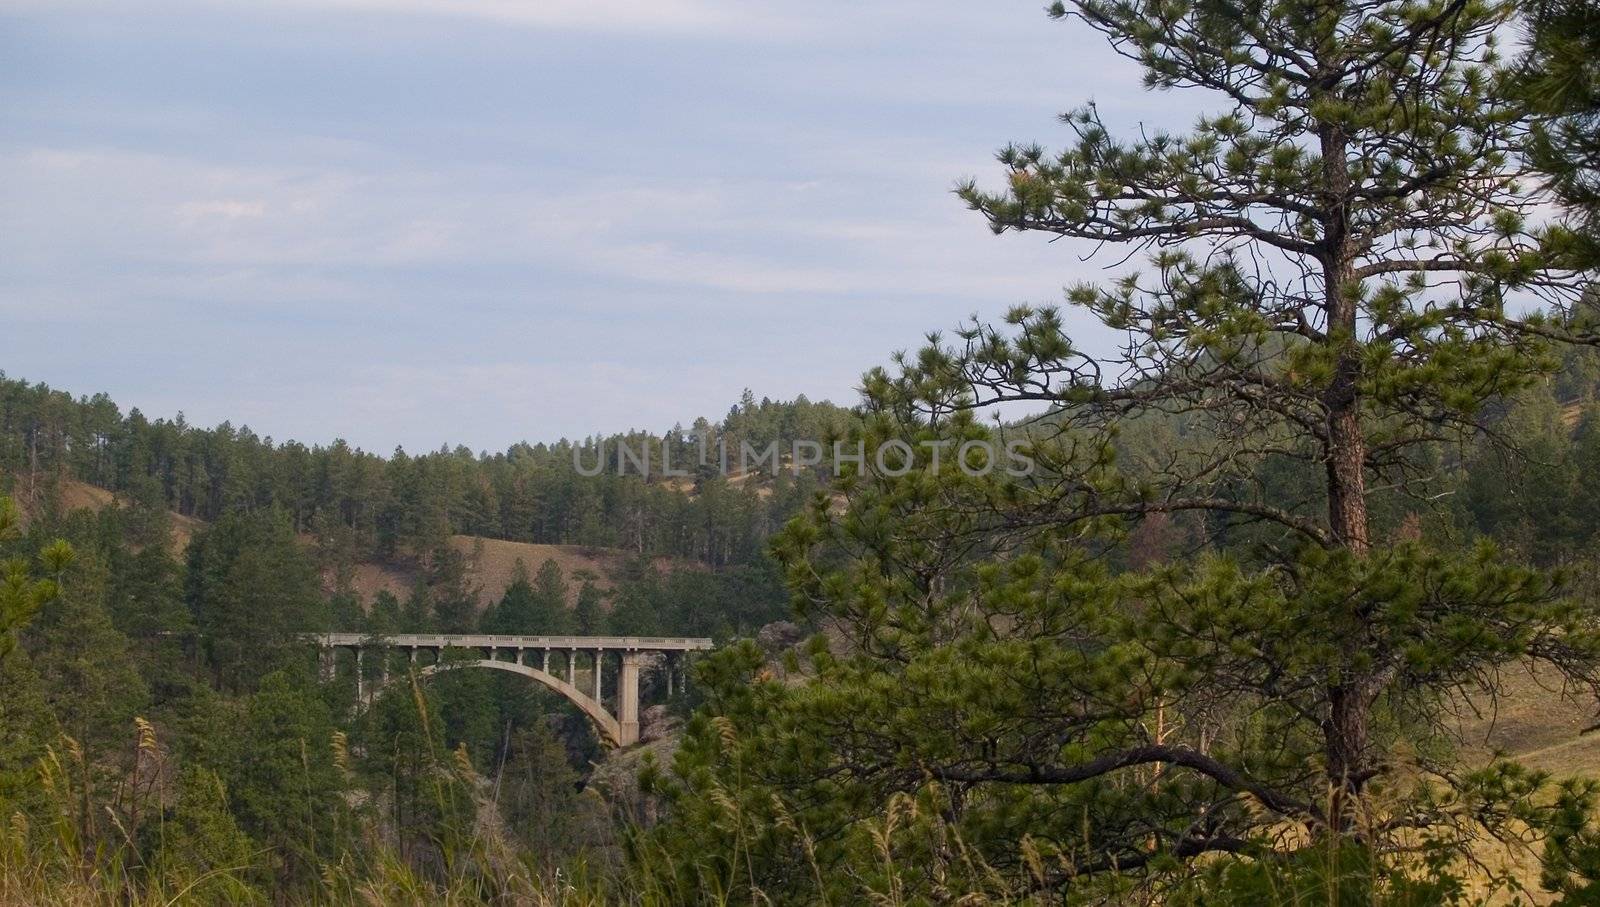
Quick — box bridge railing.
[310,632,714,651]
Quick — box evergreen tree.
[424,543,478,633]
[149,766,263,904]
[401,580,432,633]
[606,564,664,637]
[1513,0,1600,269]
[653,0,1600,898]
[186,511,328,690]
[105,540,193,704]
[356,673,477,876]
[499,719,599,869]
[367,589,403,635]
[573,578,603,635]
[0,650,54,816]
[528,558,571,634]
[480,561,535,634]
[0,495,68,665]
[225,670,344,892]
[474,558,571,636]
[25,550,148,759]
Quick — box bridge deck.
[313,632,713,651]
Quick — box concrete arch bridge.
[313,633,713,746]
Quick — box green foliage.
[426,543,480,633]
[653,514,1599,898]
[483,559,572,635]
[148,766,264,904]
[0,495,66,665]
[643,0,1600,899]
[499,720,604,869]
[185,511,329,689]
[1169,840,1469,906]
[224,670,347,891]
[24,550,148,759]
[355,671,480,882]
[4,0,1600,898]
[0,374,848,572]
[1511,0,1600,270]
[574,579,603,635]
[0,651,54,816]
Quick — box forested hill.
[0,376,860,899]
[0,375,852,567]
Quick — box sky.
[0,0,1175,453]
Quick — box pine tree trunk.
[1319,118,1374,828]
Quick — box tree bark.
[1319,117,1374,827]
[1319,120,1370,556]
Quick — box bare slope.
[25,478,204,551]
[40,478,677,612]
[346,535,687,609]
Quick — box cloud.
[0,145,1088,303]
[0,0,1139,448]
[303,0,746,32]
[176,199,269,221]
[0,0,784,34]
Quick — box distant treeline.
[0,377,853,568]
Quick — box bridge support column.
[619,651,642,746]
[566,649,576,685]
[593,650,604,703]
[665,653,675,697]
[542,649,550,673]
[355,647,365,705]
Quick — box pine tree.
[1513,0,1600,269]
[654,0,1600,897]
[480,559,570,635]
[0,650,54,815]
[186,511,328,690]
[528,559,571,635]
[367,589,402,634]
[0,495,68,665]
[573,579,603,635]
[26,550,148,759]
[149,766,263,904]
[928,0,1600,818]
[499,719,597,869]
[105,540,192,703]
[356,673,477,874]
[225,670,344,892]
[424,543,478,634]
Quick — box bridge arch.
[384,659,621,745]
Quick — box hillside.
[1463,663,1600,777]
[12,477,205,550]
[39,477,688,612]
[344,535,696,609]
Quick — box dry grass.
[40,477,699,615]
[343,536,697,612]
[1460,662,1600,778]
[42,479,203,551]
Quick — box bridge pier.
[619,652,642,745]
